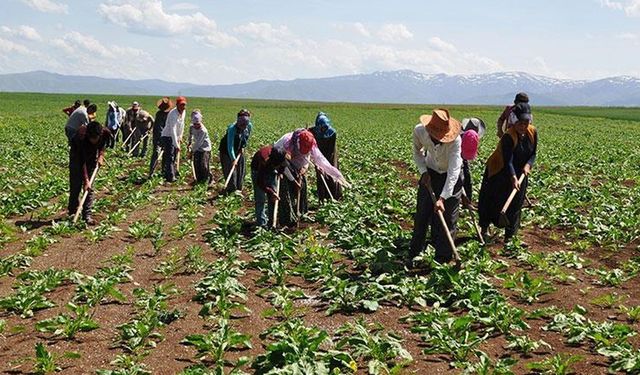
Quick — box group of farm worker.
[61,92,535,266]
[408,92,537,265]
[62,97,349,229]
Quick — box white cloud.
[233,22,292,44]
[20,0,68,14]
[616,32,638,39]
[600,0,640,16]
[0,37,37,55]
[97,0,239,47]
[51,31,149,60]
[167,2,198,11]
[378,23,413,42]
[428,37,457,53]
[1,25,42,41]
[333,22,371,37]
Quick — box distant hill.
[1,70,639,106]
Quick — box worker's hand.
[176,146,181,152]
[187,151,192,159]
[434,197,445,213]
[266,187,280,202]
[419,172,431,188]
[462,194,473,209]
[84,179,92,191]
[523,164,531,176]
[97,155,105,167]
[512,175,520,191]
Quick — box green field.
[0,92,639,374]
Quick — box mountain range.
[1,70,639,106]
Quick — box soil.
[1,160,639,375]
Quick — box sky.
[0,0,639,85]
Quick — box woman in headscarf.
[219,109,252,193]
[459,117,486,208]
[273,128,350,227]
[478,102,537,244]
[309,112,342,201]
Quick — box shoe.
[84,216,97,226]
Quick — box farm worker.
[68,121,111,225]
[496,92,529,138]
[149,97,173,177]
[409,109,463,265]
[459,117,486,208]
[122,101,140,151]
[105,101,123,149]
[129,109,154,157]
[250,145,288,228]
[478,102,538,245]
[65,103,97,144]
[273,129,350,227]
[219,109,252,193]
[309,112,343,201]
[62,100,81,117]
[187,110,214,184]
[161,96,187,182]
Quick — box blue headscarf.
[312,112,336,139]
[226,116,252,160]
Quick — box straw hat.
[156,97,173,112]
[419,109,461,143]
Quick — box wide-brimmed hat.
[156,97,173,112]
[461,117,486,138]
[419,109,461,143]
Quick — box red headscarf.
[298,129,316,154]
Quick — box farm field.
[0,92,639,374]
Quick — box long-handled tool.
[426,186,462,268]
[272,175,281,229]
[498,173,526,227]
[121,128,134,150]
[296,179,302,227]
[461,190,484,245]
[319,172,335,201]
[127,131,150,156]
[190,152,197,182]
[175,147,181,177]
[223,150,243,190]
[73,164,100,224]
[149,149,164,179]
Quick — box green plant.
[96,354,152,375]
[526,353,583,375]
[181,318,251,372]
[504,335,551,357]
[336,317,413,374]
[502,271,555,304]
[35,303,99,339]
[30,342,80,374]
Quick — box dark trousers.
[68,152,94,219]
[106,128,118,149]
[409,169,461,263]
[161,136,177,182]
[193,150,212,183]
[220,152,246,193]
[121,125,132,151]
[251,169,276,228]
[130,128,148,157]
[149,137,162,176]
[462,160,473,200]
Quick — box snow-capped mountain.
[1,70,639,106]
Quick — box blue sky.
[1,0,639,84]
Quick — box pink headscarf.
[461,130,479,161]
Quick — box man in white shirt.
[409,109,463,265]
[160,96,187,182]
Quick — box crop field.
[0,92,640,374]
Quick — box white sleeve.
[412,125,428,175]
[441,137,462,200]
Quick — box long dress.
[309,127,343,201]
[219,123,250,193]
[478,126,537,238]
